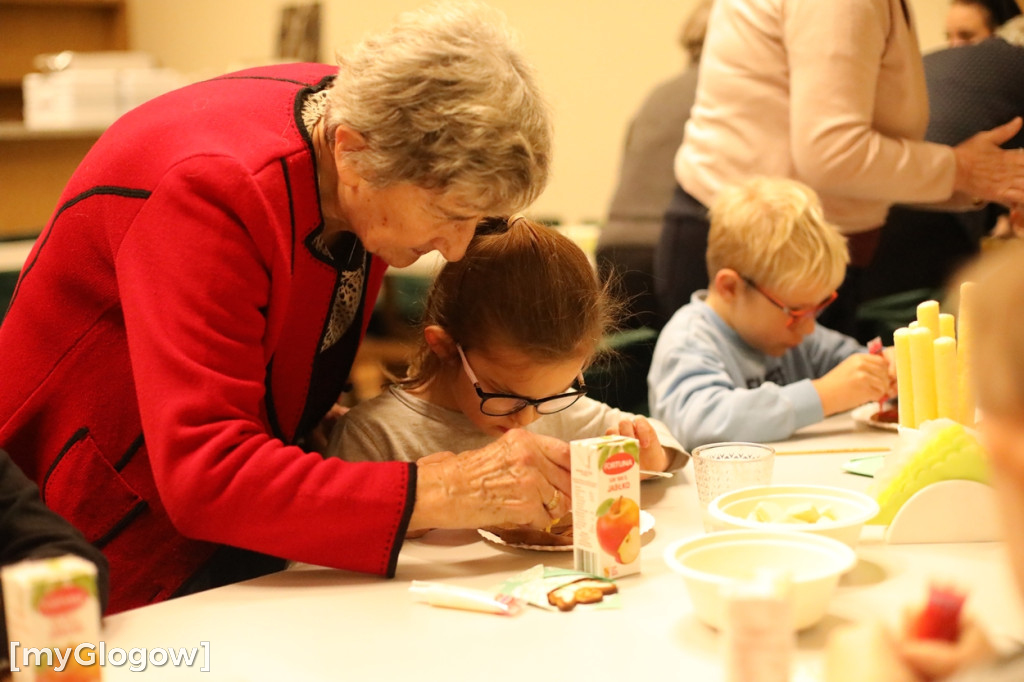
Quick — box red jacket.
[0,64,414,613]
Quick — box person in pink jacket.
[0,2,561,613]
[655,0,1024,337]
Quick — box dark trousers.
[596,244,666,330]
[655,184,710,321]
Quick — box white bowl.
[663,530,857,630]
[707,484,880,548]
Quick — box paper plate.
[479,510,655,552]
[852,402,899,432]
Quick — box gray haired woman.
[0,1,560,614]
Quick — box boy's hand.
[813,353,891,416]
[605,417,669,476]
[882,346,898,393]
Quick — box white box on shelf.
[23,70,119,130]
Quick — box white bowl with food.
[707,484,880,548]
[663,530,857,630]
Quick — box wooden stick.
[774,446,891,456]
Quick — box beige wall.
[127,0,953,225]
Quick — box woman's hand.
[606,417,669,476]
[953,118,1024,207]
[408,429,571,532]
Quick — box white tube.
[409,581,523,616]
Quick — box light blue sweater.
[648,291,865,451]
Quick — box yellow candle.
[909,326,937,425]
[939,313,956,340]
[958,282,977,426]
[917,300,941,339]
[893,327,916,428]
[934,336,958,420]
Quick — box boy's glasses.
[456,344,587,417]
[741,276,838,328]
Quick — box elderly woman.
[0,2,559,614]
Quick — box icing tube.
[409,581,524,616]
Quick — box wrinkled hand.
[408,429,571,532]
[953,119,1024,206]
[605,416,669,475]
[895,608,996,681]
[813,353,890,416]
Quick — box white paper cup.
[691,442,775,531]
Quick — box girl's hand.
[606,416,669,476]
[825,622,919,682]
[895,608,997,681]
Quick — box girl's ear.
[714,268,743,303]
[423,325,457,362]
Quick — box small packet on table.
[497,564,620,612]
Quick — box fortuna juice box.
[1,555,102,681]
[571,435,641,579]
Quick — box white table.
[97,414,1023,681]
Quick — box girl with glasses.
[327,216,687,485]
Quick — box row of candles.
[893,282,976,429]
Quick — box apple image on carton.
[596,496,641,564]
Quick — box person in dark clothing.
[0,448,109,646]
[596,1,711,331]
[860,17,1024,315]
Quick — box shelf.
[0,121,106,141]
[0,1,127,84]
[0,0,126,236]
[1,1,123,6]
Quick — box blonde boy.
[648,176,893,451]
[824,241,1024,682]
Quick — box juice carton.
[570,435,641,579]
[1,555,102,681]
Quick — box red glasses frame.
[741,276,838,328]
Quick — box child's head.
[959,240,1024,475]
[705,176,849,356]
[957,240,1024,596]
[402,215,620,436]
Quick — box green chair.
[584,327,660,416]
[856,288,940,346]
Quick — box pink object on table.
[868,336,886,412]
[912,584,966,642]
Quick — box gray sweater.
[327,386,688,471]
